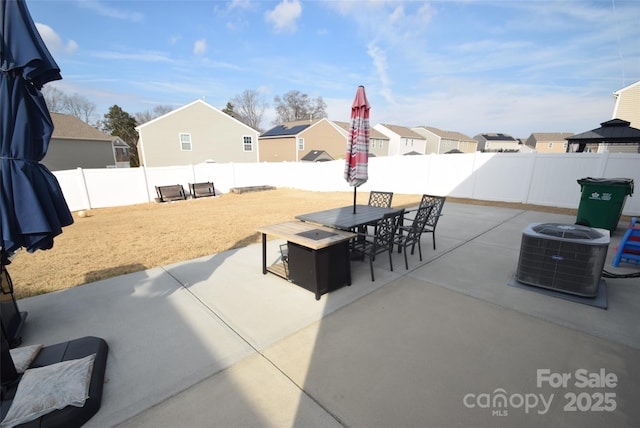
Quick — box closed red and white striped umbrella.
[344,85,370,213]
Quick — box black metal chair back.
[395,205,433,270]
[360,209,404,281]
[418,195,445,250]
[368,191,393,208]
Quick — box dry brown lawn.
[7,188,581,299]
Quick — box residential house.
[43,113,128,171]
[334,121,390,157]
[136,99,259,167]
[373,124,427,156]
[259,118,346,162]
[613,80,640,130]
[525,133,574,153]
[474,133,522,152]
[412,126,477,154]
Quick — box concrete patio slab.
[10,201,639,428]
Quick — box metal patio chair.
[394,204,433,270]
[355,209,404,281]
[403,194,446,250]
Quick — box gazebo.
[566,118,640,153]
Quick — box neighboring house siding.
[258,118,347,162]
[333,121,389,157]
[613,81,640,130]
[45,113,120,171]
[474,133,520,152]
[525,133,573,153]
[375,124,427,155]
[137,100,259,167]
[413,126,477,154]
[259,137,298,162]
[43,138,115,171]
[298,120,346,161]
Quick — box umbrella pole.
[353,187,357,213]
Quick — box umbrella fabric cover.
[344,85,370,188]
[1,0,73,254]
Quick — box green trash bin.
[576,177,634,232]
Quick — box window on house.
[298,138,304,150]
[179,133,192,151]
[548,142,553,148]
[371,140,376,149]
[243,136,253,151]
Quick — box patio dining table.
[295,205,402,231]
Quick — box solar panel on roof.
[261,124,311,137]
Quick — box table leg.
[345,242,352,286]
[261,233,267,274]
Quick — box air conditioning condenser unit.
[515,223,610,297]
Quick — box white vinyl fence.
[53,152,640,216]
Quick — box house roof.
[613,79,640,95]
[333,121,389,140]
[475,133,517,142]
[51,113,112,141]
[261,119,320,138]
[135,99,258,133]
[417,126,474,142]
[300,150,334,162]
[378,124,425,139]
[529,133,574,141]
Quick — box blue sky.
[28,0,640,137]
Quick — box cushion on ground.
[8,345,42,374]
[0,336,108,428]
[0,354,95,428]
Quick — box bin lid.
[577,177,634,195]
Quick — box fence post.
[141,166,152,203]
[520,152,537,204]
[596,151,609,177]
[76,167,91,210]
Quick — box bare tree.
[229,89,268,131]
[42,85,67,113]
[63,93,97,124]
[273,90,327,124]
[42,86,98,125]
[134,105,173,125]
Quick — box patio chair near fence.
[189,182,216,199]
[155,185,187,202]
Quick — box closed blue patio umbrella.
[2,0,74,375]
[1,0,73,257]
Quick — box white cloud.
[193,39,207,55]
[265,0,302,33]
[77,0,143,23]
[35,23,78,55]
[91,50,171,62]
[367,42,393,104]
